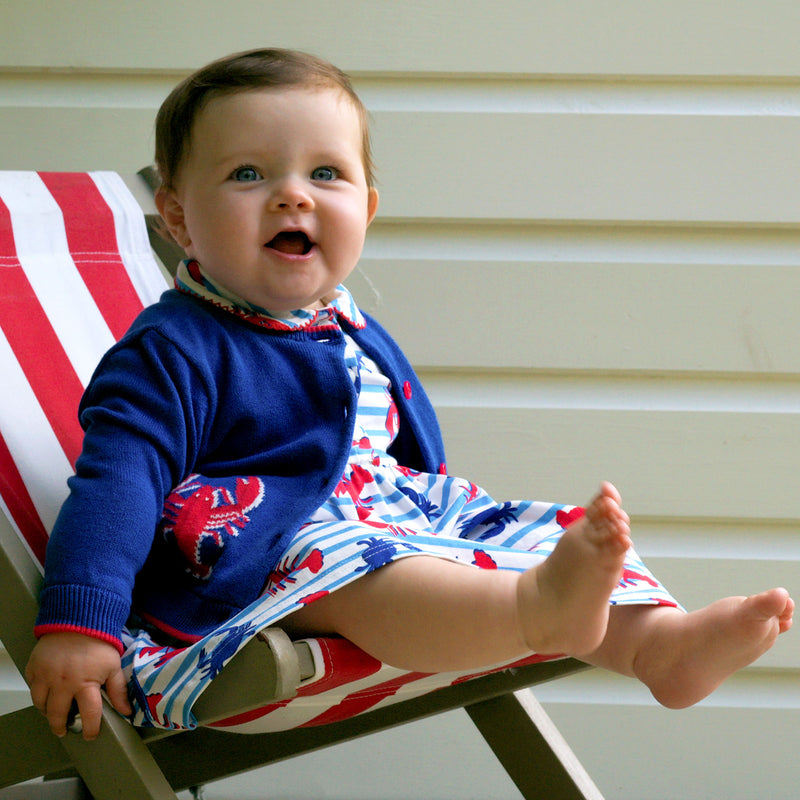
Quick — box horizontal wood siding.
[1,2,799,797]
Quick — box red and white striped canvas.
[0,172,558,734]
[0,172,165,568]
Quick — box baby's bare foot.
[516,482,632,656]
[634,588,794,709]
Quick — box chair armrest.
[187,628,309,727]
[0,509,43,673]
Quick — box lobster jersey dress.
[121,263,679,729]
[272,318,677,605]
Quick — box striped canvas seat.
[0,171,165,567]
[0,171,562,734]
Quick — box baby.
[26,48,793,740]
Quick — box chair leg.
[466,690,604,800]
[57,706,179,800]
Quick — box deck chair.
[0,170,602,800]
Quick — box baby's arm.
[25,632,132,740]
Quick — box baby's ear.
[366,186,379,226]
[155,187,191,250]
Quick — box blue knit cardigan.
[35,289,446,648]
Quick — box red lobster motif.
[619,567,659,589]
[556,506,586,529]
[263,548,324,596]
[162,474,265,579]
[333,463,376,520]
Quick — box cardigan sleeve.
[34,328,213,648]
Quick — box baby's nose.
[271,177,314,210]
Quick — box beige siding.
[2,2,800,798]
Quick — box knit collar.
[174,259,365,332]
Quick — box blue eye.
[311,166,338,181]
[231,166,261,182]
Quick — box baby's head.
[155,48,374,190]
[153,48,379,315]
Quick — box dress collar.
[174,259,366,331]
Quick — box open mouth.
[266,231,314,256]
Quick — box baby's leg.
[282,483,630,672]
[586,589,794,709]
[282,554,528,672]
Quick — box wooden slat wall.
[2,2,799,798]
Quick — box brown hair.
[154,48,374,189]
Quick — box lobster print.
[162,474,266,579]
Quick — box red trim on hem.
[135,610,203,645]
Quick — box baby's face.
[158,86,378,314]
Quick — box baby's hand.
[25,631,132,740]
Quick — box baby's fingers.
[41,689,74,738]
[105,667,133,718]
[73,684,104,740]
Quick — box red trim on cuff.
[34,623,124,655]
